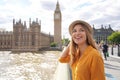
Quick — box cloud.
[40,1,55,11]
[0,0,120,38]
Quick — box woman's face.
[72,24,87,46]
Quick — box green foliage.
[50,42,57,47]
[108,31,120,44]
[62,38,70,46]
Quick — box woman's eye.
[80,29,85,32]
[72,29,85,33]
[72,29,76,33]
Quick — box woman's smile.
[72,25,86,45]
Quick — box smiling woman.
[59,20,106,80]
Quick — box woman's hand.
[60,42,70,57]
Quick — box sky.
[0,0,120,38]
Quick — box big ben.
[54,1,62,49]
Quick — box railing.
[53,62,72,80]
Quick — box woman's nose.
[76,31,81,35]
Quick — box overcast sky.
[0,0,120,38]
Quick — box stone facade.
[0,31,12,50]
[0,18,54,51]
[93,24,114,44]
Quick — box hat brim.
[69,20,91,35]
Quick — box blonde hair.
[69,21,97,65]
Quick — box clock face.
[55,14,60,19]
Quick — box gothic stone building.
[0,19,54,51]
[0,1,62,51]
[93,24,114,44]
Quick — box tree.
[50,42,57,47]
[62,38,70,46]
[108,31,120,56]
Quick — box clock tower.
[54,1,62,49]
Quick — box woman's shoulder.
[88,46,102,58]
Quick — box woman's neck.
[78,43,88,55]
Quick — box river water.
[0,51,60,80]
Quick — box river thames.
[0,51,61,80]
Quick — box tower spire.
[55,0,60,12]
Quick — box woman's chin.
[74,42,81,45]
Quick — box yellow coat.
[59,46,106,80]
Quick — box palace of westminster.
[0,2,114,51]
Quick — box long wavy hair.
[69,23,97,66]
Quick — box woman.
[59,20,106,80]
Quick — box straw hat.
[69,20,92,35]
